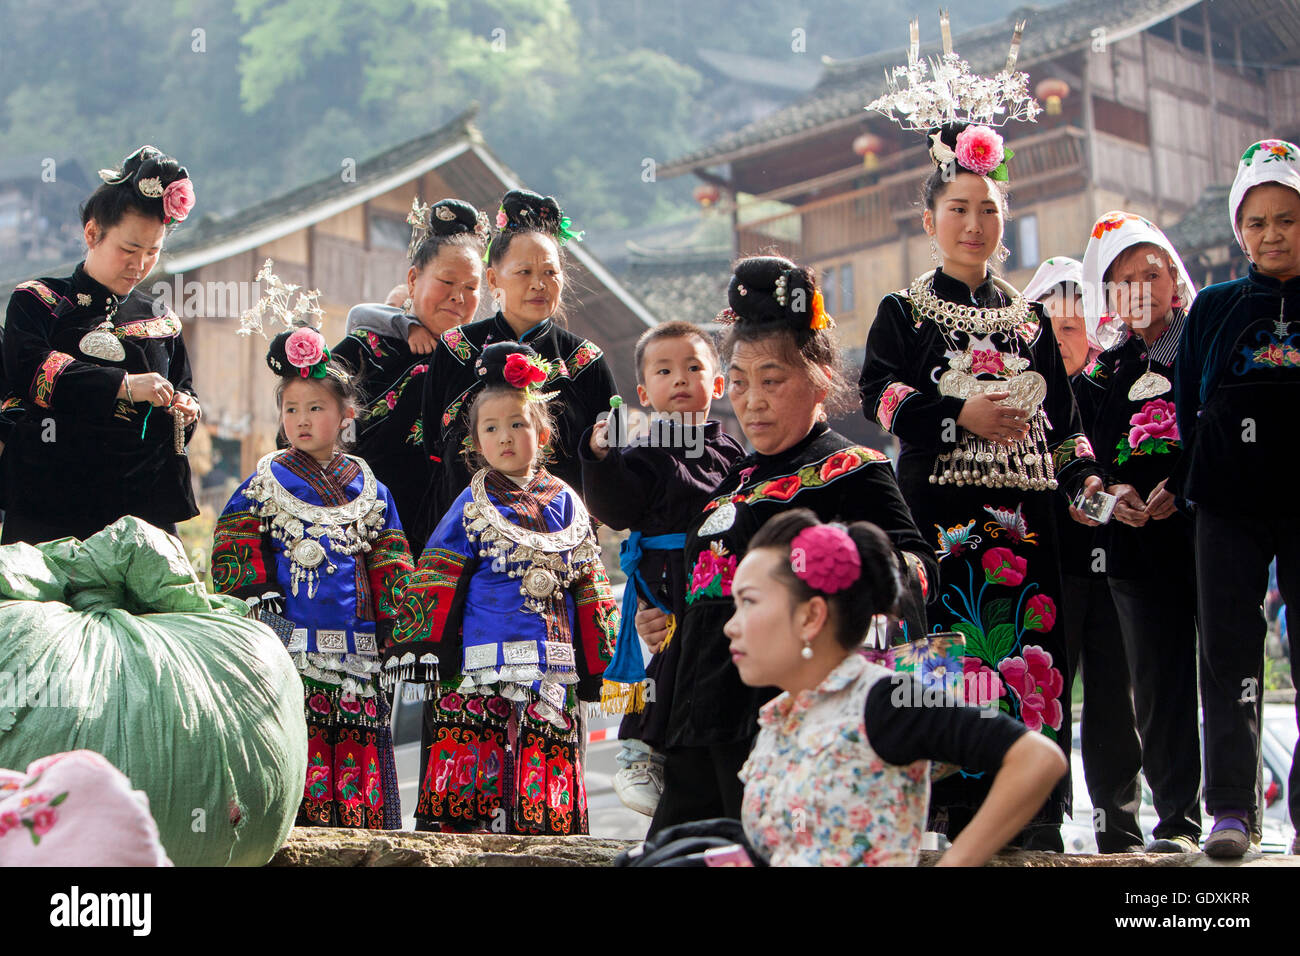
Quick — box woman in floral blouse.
[727,510,1066,866]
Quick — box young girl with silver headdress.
[383,341,619,834]
[211,266,414,829]
[858,15,1105,849]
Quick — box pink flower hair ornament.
[284,327,331,379]
[791,523,861,594]
[161,178,195,225]
[953,125,1011,180]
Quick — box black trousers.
[1062,573,1146,851]
[1196,506,1300,828]
[1108,567,1203,841]
[647,740,753,839]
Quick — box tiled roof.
[1166,184,1234,254]
[621,250,733,329]
[662,0,1200,175]
[161,108,481,265]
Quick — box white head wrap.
[1081,212,1196,352]
[1228,139,1300,252]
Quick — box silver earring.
[800,639,814,661]
[817,410,828,423]
[402,297,414,312]
[996,242,1011,263]
[492,290,505,312]
[929,238,941,265]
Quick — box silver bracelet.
[124,375,134,404]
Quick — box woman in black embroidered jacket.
[332,198,487,550]
[418,189,616,538]
[1,145,200,544]
[635,255,937,836]
[858,125,1104,850]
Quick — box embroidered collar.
[759,651,867,730]
[931,267,1004,308]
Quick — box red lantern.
[693,183,721,208]
[853,132,884,170]
[1035,78,1070,116]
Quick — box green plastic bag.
[0,516,307,866]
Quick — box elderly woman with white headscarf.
[1073,213,1203,855]
[1173,139,1300,858]
[1023,254,1147,854]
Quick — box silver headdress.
[407,197,434,260]
[867,12,1040,132]
[237,259,325,339]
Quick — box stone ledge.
[270,828,1299,866]
[269,828,633,867]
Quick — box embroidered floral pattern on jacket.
[114,314,182,339]
[1116,398,1179,465]
[703,446,889,513]
[15,280,59,309]
[30,352,75,409]
[441,327,473,362]
[687,542,737,604]
[875,382,918,431]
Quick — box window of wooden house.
[1178,24,1206,55]
[1148,18,1176,44]
[1017,214,1040,271]
[368,214,409,252]
[822,265,837,313]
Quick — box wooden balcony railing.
[735,126,1087,261]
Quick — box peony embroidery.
[688,542,737,603]
[982,547,1027,587]
[1117,398,1179,465]
[998,646,1064,733]
[820,451,863,482]
[963,658,1006,707]
[763,475,802,501]
[1023,594,1056,632]
[875,382,917,431]
[969,349,1006,375]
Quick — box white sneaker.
[613,760,663,816]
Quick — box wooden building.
[659,0,1300,352]
[154,109,656,509]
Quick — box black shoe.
[1145,835,1198,853]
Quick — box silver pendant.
[699,501,737,536]
[78,320,125,362]
[938,368,1047,412]
[1128,370,1171,401]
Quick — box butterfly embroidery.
[935,521,981,561]
[982,503,1038,545]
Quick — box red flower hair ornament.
[503,352,549,390]
[791,524,861,594]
